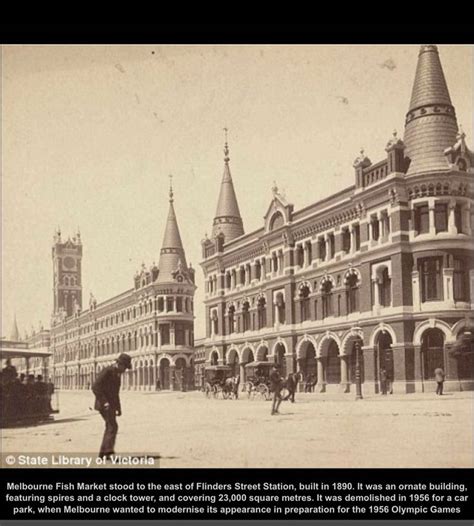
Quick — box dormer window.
[270,211,284,231]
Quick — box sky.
[2,44,473,340]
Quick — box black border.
[0,24,474,44]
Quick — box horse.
[223,375,240,399]
[283,371,303,402]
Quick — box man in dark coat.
[283,372,300,403]
[92,353,132,458]
[269,366,283,415]
[434,367,445,396]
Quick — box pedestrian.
[92,353,132,459]
[269,365,283,415]
[434,366,445,396]
[380,367,387,395]
[283,372,299,403]
[2,359,17,384]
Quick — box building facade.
[200,45,474,394]
[47,187,196,391]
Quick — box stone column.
[150,364,155,391]
[412,270,420,311]
[448,200,457,234]
[324,235,330,262]
[170,365,176,391]
[429,204,436,236]
[372,277,380,314]
[443,268,454,304]
[463,203,471,235]
[316,357,326,393]
[239,362,246,391]
[170,323,176,345]
[340,355,350,393]
[362,346,376,394]
[350,225,356,254]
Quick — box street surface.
[2,390,472,468]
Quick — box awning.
[0,342,51,360]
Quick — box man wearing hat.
[269,365,283,415]
[92,353,132,458]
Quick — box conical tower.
[212,130,244,242]
[157,179,189,284]
[404,44,459,175]
[10,314,20,341]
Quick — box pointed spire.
[404,45,458,175]
[10,314,20,341]
[157,181,188,284]
[212,128,244,241]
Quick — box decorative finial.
[457,124,466,141]
[360,147,365,156]
[272,180,279,195]
[168,174,174,202]
[223,127,230,164]
[392,129,397,139]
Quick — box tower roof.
[10,315,20,341]
[157,182,188,284]
[404,45,458,175]
[212,131,244,241]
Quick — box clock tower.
[52,229,83,318]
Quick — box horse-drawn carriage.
[244,361,274,400]
[203,365,240,399]
[245,362,299,401]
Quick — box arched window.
[257,296,267,329]
[453,257,468,301]
[211,310,218,336]
[379,268,391,307]
[255,260,262,280]
[210,351,218,366]
[270,211,284,231]
[321,280,333,318]
[275,292,285,324]
[296,245,304,268]
[242,301,251,332]
[419,257,443,301]
[228,305,235,334]
[299,285,310,322]
[346,273,360,313]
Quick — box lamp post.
[354,337,363,400]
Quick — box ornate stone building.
[199,45,474,394]
[48,187,196,391]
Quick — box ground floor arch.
[159,358,171,390]
[297,340,317,386]
[325,340,341,385]
[274,342,287,378]
[421,328,445,381]
[256,345,269,362]
[226,348,240,376]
